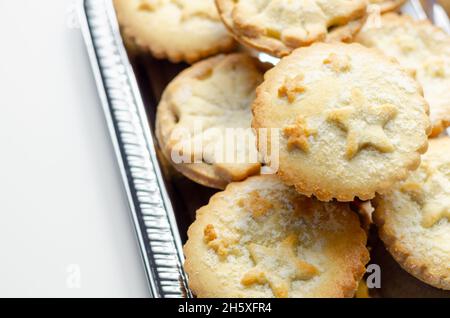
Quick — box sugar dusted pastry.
[373,137,450,290]
[184,175,369,298]
[156,54,267,189]
[252,43,430,202]
[215,0,368,57]
[356,13,450,137]
[113,0,236,63]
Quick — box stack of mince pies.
[114,0,450,298]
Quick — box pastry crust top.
[156,54,267,189]
[252,43,430,202]
[355,13,450,137]
[215,0,368,57]
[113,0,236,63]
[373,137,450,290]
[368,0,406,13]
[184,175,369,298]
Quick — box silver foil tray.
[80,0,450,298]
[79,0,190,298]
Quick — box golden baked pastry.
[215,0,368,57]
[355,13,450,137]
[156,54,267,189]
[114,0,236,63]
[369,0,406,13]
[373,137,450,290]
[184,175,370,297]
[252,43,430,202]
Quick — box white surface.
[0,0,150,297]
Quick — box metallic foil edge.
[79,0,190,298]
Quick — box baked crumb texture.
[156,54,267,189]
[184,175,369,298]
[216,0,368,57]
[114,0,236,63]
[355,13,450,137]
[252,43,430,202]
[373,137,450,290]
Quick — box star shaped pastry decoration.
[241,234,318,298]
[278,74,307,103]
[323,53,351,73]
[326,88,398,160]
[401,164,450,228]
[138,0,162,11]
[172,0,218,21]
[424,58,446,78]
[395,35,418,53]
[422,201,450,228]
[238,190,274,218]
[420,166,450,228]
[203,224,235,260]
[139,0,217,21]
[283,116,317,153]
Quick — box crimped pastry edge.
[215,0,368,58]
[121,26,237,64]
[372,0,407,13]
[356,12,450,137]
[114,0,237,64]
[251,42,431,202]
[156,53,266,189]
[372,195,450,290]
[183,175,370,298]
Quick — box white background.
[0,0,149,297]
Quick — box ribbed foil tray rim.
[78,0,190,298]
